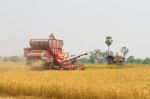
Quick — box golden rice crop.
[0,62,150,99]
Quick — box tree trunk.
[108,46,110,56]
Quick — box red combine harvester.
[24,34,88,70]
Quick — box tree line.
[77,52,150,64]
[0,55,149,64]
[78,36,150,64]
[0,56,24,62]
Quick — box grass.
[0,62,150,99]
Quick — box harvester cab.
[24,33,88,70]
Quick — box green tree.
[134,58,143,64]
[143,58,150,64]
[127,56,134,64]
[90,49,103,64]
[9,56,21,62]
[89,50,114,64]
[3,57,9,62]
[77,58,90,64]
[105,36,113,55]
[89,57,95,63]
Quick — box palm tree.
[105,36,113,55]
[121,47,129,58]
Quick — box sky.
[0,0,150,58]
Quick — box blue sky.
[0,0,150,58]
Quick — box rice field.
[0,62,150,99]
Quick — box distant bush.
[1,56,23,62]
[9,56,21,62]
[3,57,9,62]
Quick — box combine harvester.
[24,34,89,70]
